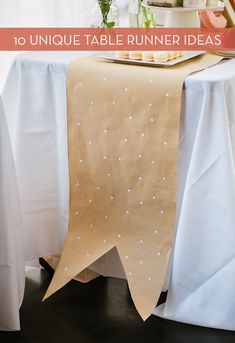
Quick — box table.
[1,52,235,331]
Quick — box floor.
[1,268,235,343]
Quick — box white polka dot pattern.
[45,54,219,321]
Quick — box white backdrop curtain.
[0,0,128,27]
[0,0,95,27]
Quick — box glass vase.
[129,0,156,28]
[91,0,119,28]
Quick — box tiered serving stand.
[142,0,225,27]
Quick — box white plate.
[142,0,224,12]
[95,51,204,67]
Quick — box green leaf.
[103,4,111,14]
[98,0,112,27]
[106,21,115,28]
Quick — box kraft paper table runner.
[44,54,222,320]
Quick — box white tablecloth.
[0,53,24,331]
[1,52,235,331]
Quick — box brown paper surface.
[44,54,222,320]
[43,256,100,283]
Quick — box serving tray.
[95,51,204,67]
